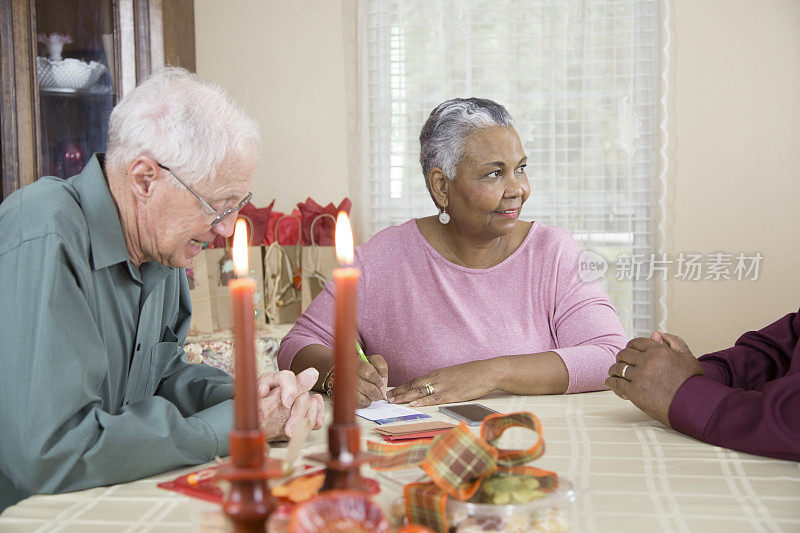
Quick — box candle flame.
[335,211,354,265]
[232,218,249,277]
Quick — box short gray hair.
[419,98,514,199]
[106,67,260,187]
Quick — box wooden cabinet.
[0,0,195,201]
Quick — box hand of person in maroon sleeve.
[605,333,704,426]
[650,330,694,357]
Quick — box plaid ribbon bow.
[368,411,557,533]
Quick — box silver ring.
[423,383,435,396]
[621,364,631,380]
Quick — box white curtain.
[363,0,663,337]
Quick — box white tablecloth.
[1,391,798,532]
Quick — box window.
[363,0,664,337]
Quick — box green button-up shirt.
[0,155,233,511]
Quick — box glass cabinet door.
[33,0,115,179]
[1,0,191,200]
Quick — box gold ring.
[621,364,631,380]
[423,383,435,396]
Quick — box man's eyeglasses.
[157,163,252,228]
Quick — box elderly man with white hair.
[0,67,323,511]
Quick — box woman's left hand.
[386,361,496,406]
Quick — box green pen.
[355,340,369,362]
[356,340,387,400]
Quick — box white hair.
[419,98,514,203]
[106,67,260,187]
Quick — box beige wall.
[194,0,360,235]
[665,0,800,354]
[195,0,800,354]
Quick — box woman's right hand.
[356,354,389,408]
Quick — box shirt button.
[136,343,141,351]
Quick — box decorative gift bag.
[188,221,266,332]
[237,214,268,325]
[297,197,351,246]
[264,215,302,324]
[188,247,236,332]
[300,213,339,311]
[187,251,213,332]
[296,197,351,311]
[266,207,301,245]
[207,201,273,248]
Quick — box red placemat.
[157,465,225,504]
[157,465,380,505]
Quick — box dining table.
[1,390,798,533]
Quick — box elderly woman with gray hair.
[277,97,627,407]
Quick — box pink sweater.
[277,220,628,393]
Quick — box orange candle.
[333,212,360,424]
[229,218,258,431]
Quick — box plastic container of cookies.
[445,477,578,533]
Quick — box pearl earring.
[438,204,450,225]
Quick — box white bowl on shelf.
[36,57,107,90]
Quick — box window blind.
[364,0,662,337]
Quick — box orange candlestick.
[229,219,258,431]
[315,211,374,493]
[220,218,280,532]
[333,267,359,423]
[333,212,359,424]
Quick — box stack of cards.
[371,420,456,442]
[355,400,431,425]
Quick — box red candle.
[333,212,359,424]
[229,218,258,431]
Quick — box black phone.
[438,403,499,426]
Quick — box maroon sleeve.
[668,373,800,461]
[697,311,798,389]
[667,310,800,461]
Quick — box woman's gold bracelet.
[322,365,335,398]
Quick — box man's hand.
[605,332,703,426]
[356,354,389,408]
[256,368,325,441]
[257,369,316,408]
[650,330,694,357]
[387,361,495,407]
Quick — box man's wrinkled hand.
[256,368,325,441]
[605,334,704,426]
[257,368,317,408]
